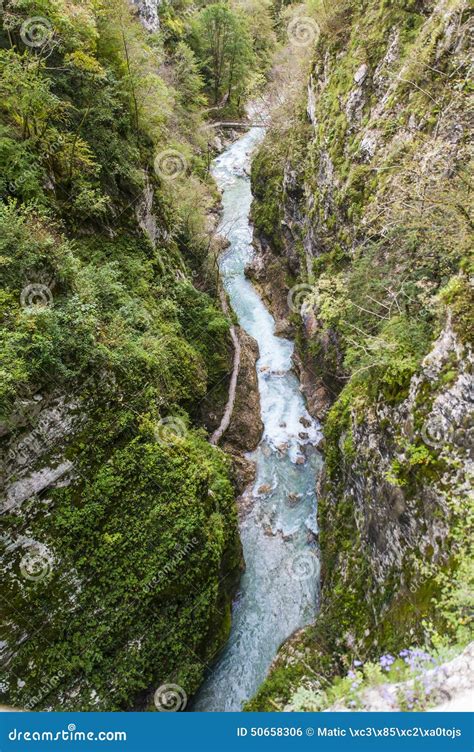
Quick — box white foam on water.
[192,128,322,712]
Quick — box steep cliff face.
[248,0,473,709]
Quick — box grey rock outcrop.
[130,0,160,32]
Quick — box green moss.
[3,432,242,710]
[439,273,474,344]
[245,664,305,711]
[250,137,285,253]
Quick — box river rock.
[221,329,263,452]
[287,492,302,506]
[238,493,255,518]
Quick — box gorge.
[193,125,322,711]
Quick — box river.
[192,126,323,712]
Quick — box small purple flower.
[351,681,360,690]
[379,653,395,670]
[347,670,356,679]
[404,688,416,709]
[354,660,363,667]
[399,648,435,669]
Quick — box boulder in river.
[221,330,263,452]
[287,492,302,506]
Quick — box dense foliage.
[0,0,277,710]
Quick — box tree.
[173,41,206,111]
[192,3,254,107]
[233,0,276,75]
[97,0,172,141]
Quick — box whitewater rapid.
[193,127,322,712]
